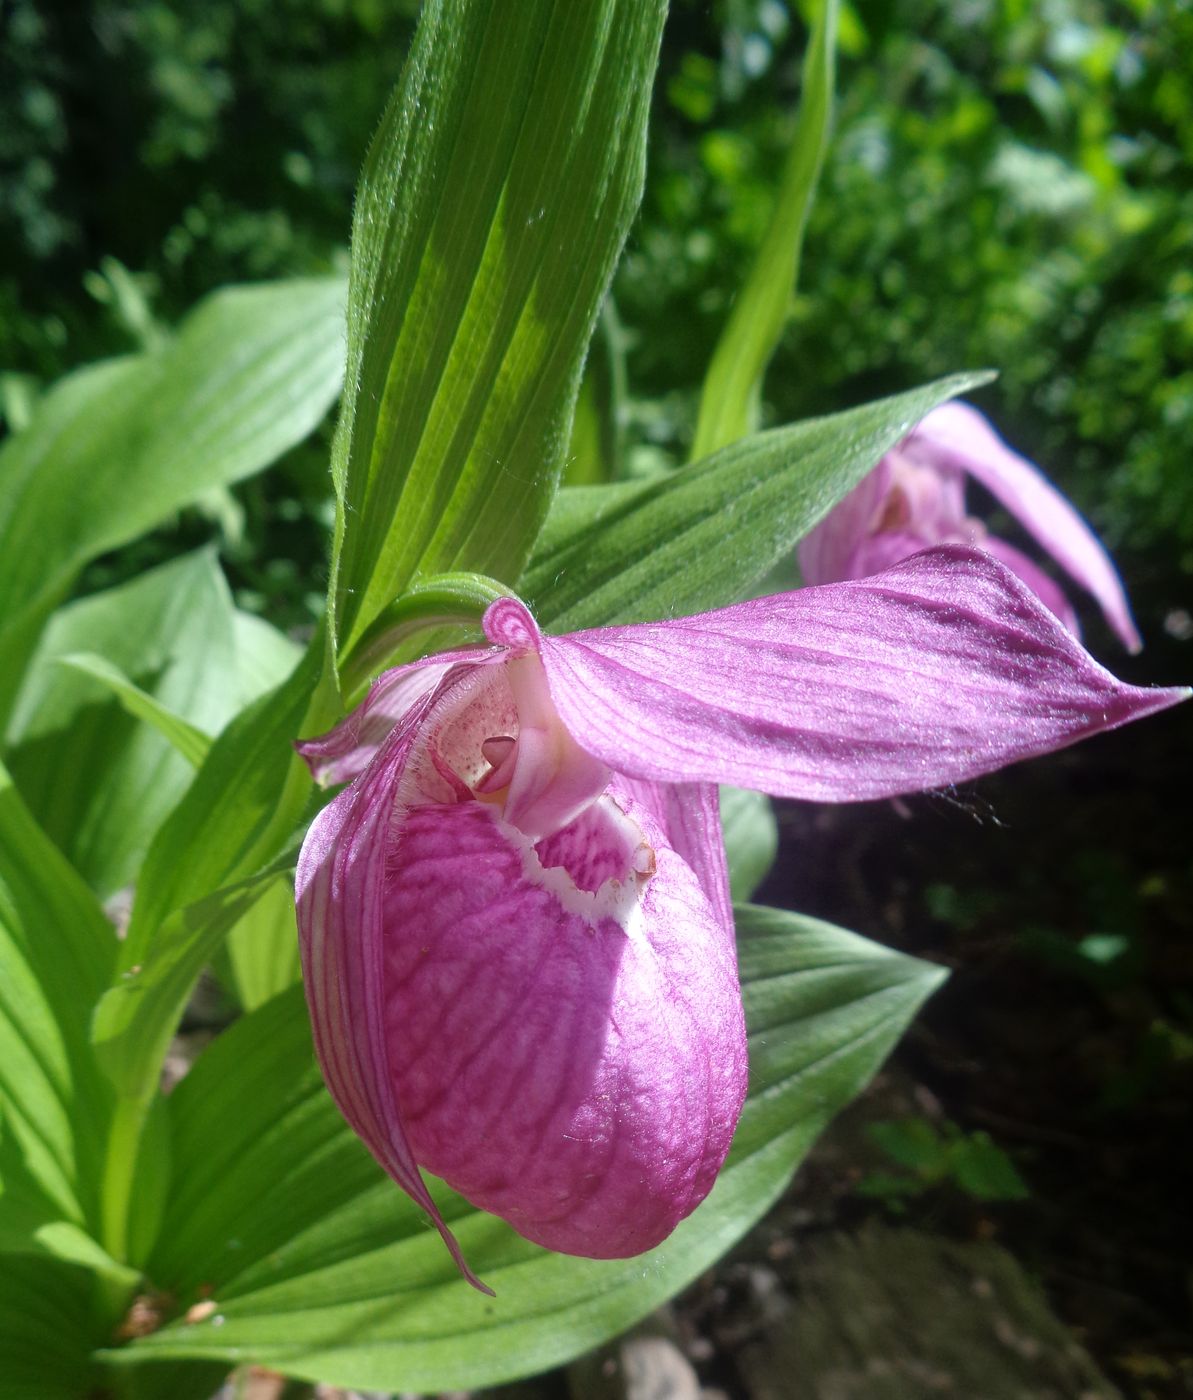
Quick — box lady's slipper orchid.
[798,401,1142,652]
[296,546,1183,1289]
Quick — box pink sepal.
[531,546,1185,802]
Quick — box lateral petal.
[295,672,492,1293]
[534,546,1186,803]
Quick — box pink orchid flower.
[798,401,1142,652]
[295,545,1183,1290]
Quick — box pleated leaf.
[220,876,303,1014]
[721,787,779,902]
[0,762,114,1239]
[0,1256,107,1400]
[331,0,667,662]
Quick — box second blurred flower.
[798,401,1141,650]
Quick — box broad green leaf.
[89,620,331,1220]
[0,1128,137,1288]
[721,787,779,902]
[5,551,296,899]
[0,1255,107,1400]
[0,762,114,1236]
[521,373,993,630]
[220,876,302,1013]
[110,908,944,1391]
[332,0,667,663]
[94,852,301,1108]
[58,654,212,768]
[0,1251,226,1400]
[691,0,839,458]
[116,628,332,981]
[0,276,345,727]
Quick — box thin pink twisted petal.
[295,664,493,1295]
[910,402,1141,651]
[533,546,1186,802]
[296,663,451,785]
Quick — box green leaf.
[94,851,300,1108]
[0,1255,107,1400]
[230,612,303,702]
[0,761,114,1236]
[0,1133,138,1289]
[57,654,212,768]
[340,571,510,702]
[109,908,944,1391]
[947,1131,1029,1202]
[564,300,628,486]
[116,632,332,994]
[4,550,297,899]
[521,373,994,630]
[0,276,345,727]
[332,0,667,663]
[691,0,839,458]
[220,876,302,1013]
[720,786,779,902]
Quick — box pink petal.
[617,777,733,935]
[518,547,1185,803]
[981,535,1080,638]
[296,646,503,786]
[296,651,749,1287]
[295,668,492,1294]
[911,402,1142,651]
[798,458,894,586]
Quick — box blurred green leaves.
[0,277,345,729]
[692,0,838,458]
[5,550,298,900]
[331,0,667,664]
[859,1118,1029,1205]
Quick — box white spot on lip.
[482,799,653,937]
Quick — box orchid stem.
[100,1093,146,1273]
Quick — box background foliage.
[4,0,1192,615]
